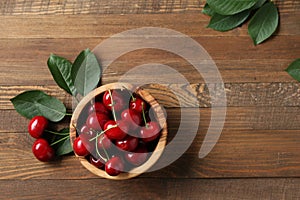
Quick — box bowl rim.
[69,82,168,180]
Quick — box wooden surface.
[0,0,300,199]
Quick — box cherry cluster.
[73,89,162,176]
[28,116,55,162]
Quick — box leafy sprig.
[10,49,102,156]
[203,0,279,45]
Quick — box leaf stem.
[50,135,69,146]
[45,130,69,136]
[65,113,73,116]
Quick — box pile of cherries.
[73,89,162,176]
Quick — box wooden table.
[1,0,300,199]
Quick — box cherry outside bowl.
[69,82,168,180]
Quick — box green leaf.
[51,128,73,156]
[47,54,76,96]
[71,49,91,80]
[207,0,258,15]
[207,9,251,32]
[248,2,279,45]
[202,3,215,16]
[71,49,101,96]
[252,0,267,10]
[10,90,66,122]
[285,59,300,81]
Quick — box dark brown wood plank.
[0,178,300,200]
[0,13,299,39]
[0,0,202,15]
[3,106,300,134]
[166,178,300,200]
[1,123,300,179]
[2,83,300,110]
[0,58,295,85]
[0,179,167,199]
[0,37,299,85]
[0,0,298,15]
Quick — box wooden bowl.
[70,82,167,180]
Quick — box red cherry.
[121,109,142,130]
[125,145,148,166]
[80,125,89,134]
[97,134,112,150]
[32,138,55,162]
[88,102,110,115]
[90,155,105,169]
[73,136,89,156]
[116,136,138,152]
[105,156,124,176]
[130,97,146,113]
[80,130,96,153]
[103,90,126,112]
[139,121,161,142]
[28,116,48,139]
[104,120,127,140]
[116,120,131,135]
[86,113,109,131]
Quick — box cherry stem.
[122,85,136,101]
[88,124,118,142]
[50,135,69,146]
[45,130,69,136]
[108,89,117,122]
[100,136,110,161]
[95,134,108,162]
[65,113,73,116]
[141,102,149,128]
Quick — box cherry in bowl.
[70,83,167,180]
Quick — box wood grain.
[1,109,300,179]
[0,0,298,15]
[4,106,300,134]
[0,0,300,197]
[0,13,299,39]
[2,82,300,110]
[0,37,299,85]
[0,178,300,199]
[1,129,300,179]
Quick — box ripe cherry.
[130,97,146,113]
[105,156,124,176]
[80,130,96,153]
[80,125,89,134]
[103,90,126,112]
[104,120,127,140]
[125,145,148,166]
[86,113,109,131]
[28,116,48,139]
[117,120,131,135]
[88,102,110,115]
[121,109,142,130]
[97,134,112,150]
[116,136,138,152]
[73,136,89,157]
[90,155,105,169]
[139,121,161,142]
[32,138,55,162]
